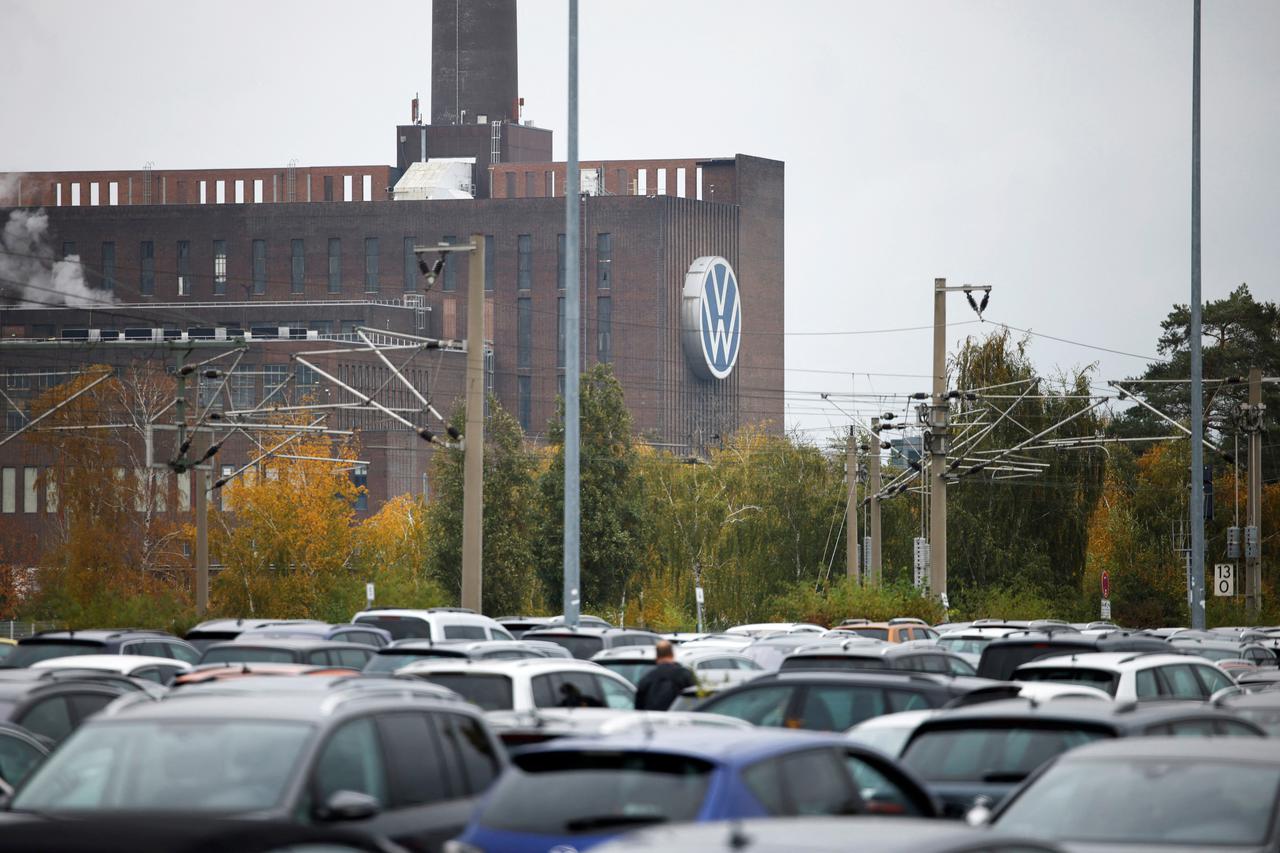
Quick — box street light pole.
[563,0,582,627]
[1189,0,1206,630]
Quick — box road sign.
[365,582,375,606]
[1214,564,1235,597]
[1100,598,1111,620]
[1101,570,1111,600]
[695,586,705,605]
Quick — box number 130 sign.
[1214,564,1235,597]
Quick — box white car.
[350,607,514,642]
[725,622,826,638]
[394,657,636,712]
[1013,652,1236,701]
[31,654,192,686]
[590,645,763,689]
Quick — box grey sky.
[3,0,1277,439]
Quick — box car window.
[0,732,45,787]
[164,642,200,664]
[908,654,951,674]
[306,650,335,666]
[16,697,74,742]
[444,625,488,641]
[1216,720,1264,737]
[793,684,888,731]
[595,675,635,710]
[697,658,735,670]
[200,646,295,665]
[435,713,500,796]
[332,648,372,669]
[530,635,605,660]
[1013,667,1118,696]
[1158,665,1206,699]
[490,627,515,641]
[919,628,939,640]
[340,631,379,647]
[888,690,932,712]
[735,658,762,671]
[531,675,558,708]
[849,629,889,641]
[376,712,448,807]
[701,685,794,727]
[1166,719,1217,737]
[946,656,976,676]
[132,667,164,684]
[1194,665,1234,695]
[845,751,923,816]
[551,672,606,708]
[416,674,514,711]
[902,726,1107,783]
[741,757,789,814]
[354,615,431,641]
[313,717,388,807]
[780,749,860,816]
[1136,669,1160,699]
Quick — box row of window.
[51,173,378,207]
[75,233,613,298]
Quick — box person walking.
[634,640,696,711]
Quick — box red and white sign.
[1101,571,1111,600]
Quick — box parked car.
[935,628,1020,668]
[364,639,569,674]
[0,640,15,664]
[899,697,1263,817]
[31,654,192,686]
[495,615,613,638]
[1236,669,1280,692]
[725,622,827,638]
[0,721,50,791]
[351,607,514,642]
[984,737,1280,850]
[184,618,315,651]
[833,618,938,643]
[234,622,393,648]
[395,658,636,712]
[196,638,376,669]
[448,728,939,852]
[976,630,1169,680]
[171,663,365,688]
[588,816,1065,853]
[590,645,763,688]
[520,626,662,660]
[5,678,507,852]
[780,639,976,677]
[0,669,157,743]
[1221,690,1280,735]
[1,630,199,668]
[740,634,844,671]
[846,709,941,757]
[1169,636,1276,669]
[693,671,987,731]
[485,706,752,748]
[1012,652,1237,701]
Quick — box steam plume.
[0,209,114,308]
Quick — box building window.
[23,467,37,513]
[252,239,266,295]
[557,233,566,290]
[517,375,532,432]
[484,234,494,292]
[291,239,305,294]
[328,238,341,293]
[176,240,191,296]
[1,468,13,513]
[597,295,612,364]
[230,372,254,410]
[263,364,288,404]
[5,409,26,433]
[351,465,368,511]
[198,374,223,408]
[296,364,320,400]
[517,234,532,291]
[517,297,532,369]
[101,242,116,291]
[596,233,612,289]
[139,241,155,295]
[324,175,334,201]
[213,240,227,295]
[6,369,29,390]
[403,237,417,292]
[364,237,379,292]
[557,296,566,368]
[441,235,457,292]
[62,241,76,258]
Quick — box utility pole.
[869,417,883,586]
[1246,367,1263,618]
[461,234,486,612]
[562,0,582,627]
[1188,0,1206,630]
[195,440,209,615]
[846,426,859,580]
[930,278,949,601]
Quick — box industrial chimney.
[432,0,519,126]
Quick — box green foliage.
[763,579,946,626]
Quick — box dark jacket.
[634,661,697,711]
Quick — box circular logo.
[680,256,742,381]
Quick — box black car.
[5,678,506,852]
[976,630,1168,680]
[0,722,50,792]
[0,669,156,744]
[693,671,988,731]
[781,640,976,677]
[234,622,393,649]
[183,618,301,651]
[986,737,1280,850]
[196,638,376,669]
[898,697,1264,817]
[2,630,200,668]
[520,626,661,660]
[1169,636,1277,667]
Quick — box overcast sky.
[3,0,1277,439]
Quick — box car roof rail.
[888,617,927,625]
[942,684,1023,709]
[427,607,478,614]
[1117,650,1184,664]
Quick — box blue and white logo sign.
[681,256,742,381]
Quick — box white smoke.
[0,173,23,205]
[0,208,114,308]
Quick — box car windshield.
[199,646,296,665]
[902,725,1109,783]
[938,637,991,656]
[847,629,889,641]
[979,643,1093,680]
[5,643,103,668]
[599,661,655,685]
[412,673,514,710]
[478,750,713,835]
[997,757,1280,845]
[780,656,881,672]
[531,635,605,660]
[1013,667,1119,696]
[353,615,431,640]
[13,719,313,813]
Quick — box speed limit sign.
[1214,564,1235,597]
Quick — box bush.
[762,579,945,627]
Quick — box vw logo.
[681,256,742,381]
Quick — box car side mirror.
[965,795,993,827]
[315,789,381,822]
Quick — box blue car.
[446,727,938,853]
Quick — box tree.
[537,365,646,614]
[355,494,447,611]
[425,396,542,615]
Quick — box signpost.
[1214,564,1235,597]
[1100,570,1111,620]
[366,582,375,609]
[1100,598,1111,620]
